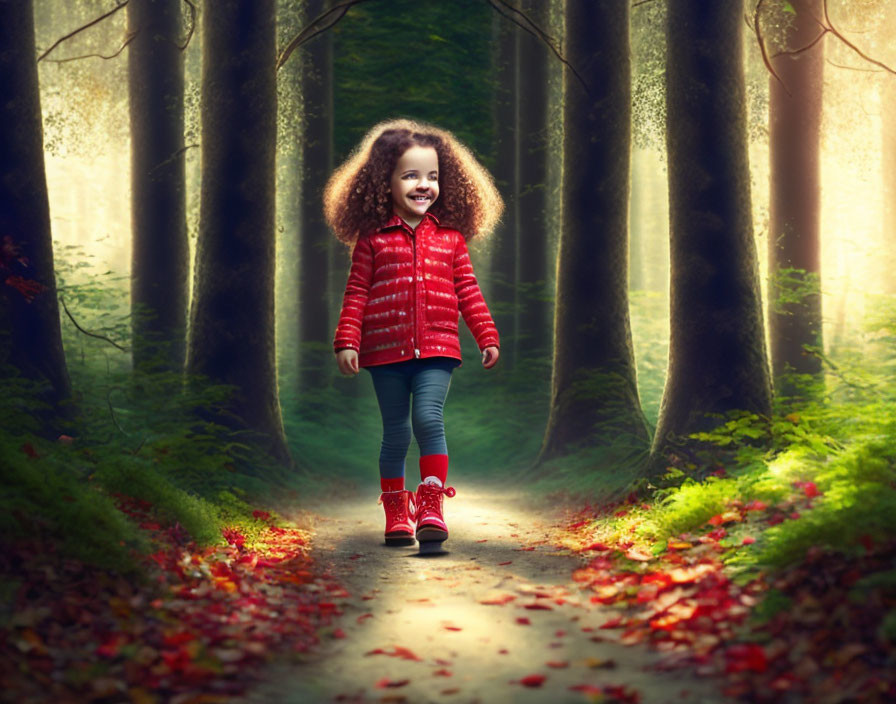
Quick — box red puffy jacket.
[333,212,499,368]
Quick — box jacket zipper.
[411,229,420,358]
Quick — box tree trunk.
[650,0,772,468]
[0,0,76,435]
[128,0,189,375]
[488,12,519,370]
[187,0,291,467]
[536,0,650,465]
[516,0,550,363]
[767,0,824,394]
[297,0,334,395]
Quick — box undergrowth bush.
[638,295,896,572]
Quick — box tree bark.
[128,0,189,375]
[651,0,772,467]
[536,0,650,465]
[187,0,291,467]
[0,0,76,435]
[297,0,334,394]
[767,0,825,393]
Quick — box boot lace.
[416,483,456,519]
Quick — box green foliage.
[0,429,148,574]
[632,297,896,574]
[751,588,793,625]
[0,254,310,576]
[769,266,821,315]
[879,610,896,645]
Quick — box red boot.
[414,480,456,543]
[378,489,417,545]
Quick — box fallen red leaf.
[584,542,611,551]
[375,677,410,689]
[516,617,531,625]
[479,594,516,605]
[725,643,767,673]
[518,674,546,687]
[546,661,568,668]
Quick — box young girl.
[325,118,503,547]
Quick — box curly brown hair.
[323,118,503,245]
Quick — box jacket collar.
[377,211,440,235]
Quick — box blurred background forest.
[2,0,896,571]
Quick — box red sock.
[381,476,404,492]
[419,454,448,486]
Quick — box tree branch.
[277,0,377,71]
[750,0,789,96]
[770,26,827,59]
[826,59,885,73]
[750,0,896,90]
[42,30,138,64]
[486,0,590,97]
[820,0,896,76]
[37,1,129,63]
[177,0,198,51]
[60,296,129,352]
[147,143,199,177]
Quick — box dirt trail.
[239,481,726,704]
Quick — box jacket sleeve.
[453,233,500,351]
[333,236,374,353]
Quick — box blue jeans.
[366,357,461,479]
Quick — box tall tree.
[488,12,519,370]
[297,0,334,394]
[128,0,189,375]
[536,0,650,465]
[651,0,772,467]
[187,0,291,466]
[515,0,551,364]
[0,0,76,434]
[767,0,825,393]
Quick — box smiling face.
[390,144,439,229]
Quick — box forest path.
[238,481,725,704]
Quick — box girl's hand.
[481,346,499,369]
[336,349,359,375]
